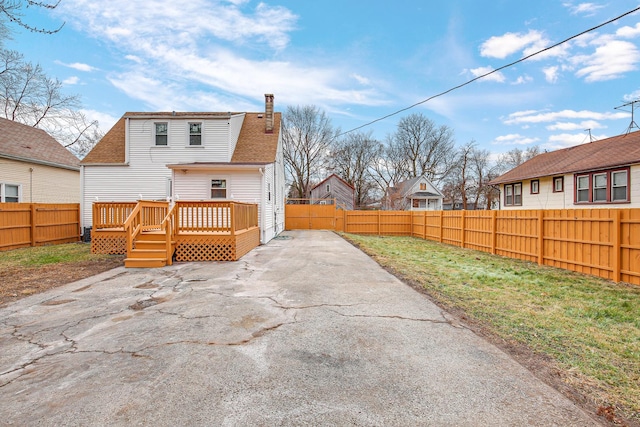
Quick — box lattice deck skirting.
[91,231,126,254]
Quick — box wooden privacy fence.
[0,203,80,251]
[337,209,640,285]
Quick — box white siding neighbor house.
[0,117,80,203]
[80,94,285,243]
[490,130,640,210]
[383,174,444,211]
[309,174,355,210]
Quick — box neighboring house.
[309,174,355,210]
[489,130,640,209]
[80,94,285,244]
[0,117,80,203]
[383,174,444,211]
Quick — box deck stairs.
[124,230,174,268]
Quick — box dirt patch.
[0,256,124,307]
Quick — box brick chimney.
[265,93,274,134]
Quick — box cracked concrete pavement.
[0,230,600,426]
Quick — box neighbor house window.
[593,173,607,202]
[504,183,522,206]
[326,184,330,192]
[574,168,629,204]
[553,176,564,192]
[413,199,419,208]
[420,183,427,190]
[0,183,20,202]
[211,179,226,198]
[576,175,589,202]
[189,122,202,146]
[155,122,168,146]
[530,180,539,194]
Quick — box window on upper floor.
[419,182,426,190]
[574,168,629,204]
[189,122,202,146]
[155,122,168,146]
[0,183,20,202]
[504,183,522,206]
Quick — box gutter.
[0,153,80,171]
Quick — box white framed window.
[530,180,539,194]
[189,122,202,146]
[155,122,168,146]
[593,173,607,202]
[211,179,227,199]
[612,170,628,201]
[504,183,522,206]
[0,183,20,202]
[553,176,564,193]
[576,175,589,202]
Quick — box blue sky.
[6,0,640,157]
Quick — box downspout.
[80,165,85,232]
[259,167,265,243]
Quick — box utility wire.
[336,6,640,138]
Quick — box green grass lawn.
[0,242,100,268]
[343,233,640,424]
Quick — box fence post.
[537,210,544,265]
[491,210,497,254]
[378,210,381,236]
[230,203,236,236]
[423,211,427,240]
[460,210,466,248]
[30,203,37,246]
[612,209,621,282]
[439,211,444,243]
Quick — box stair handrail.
[160,203,178,266]
[123,202,142,259]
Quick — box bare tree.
[0,0,64,35]
[0,49,101,157]
[330,130,381,208]
[282,105,339,199]
[391,113,456,184]
[496,146,541,173]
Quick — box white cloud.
[81,109,120,133]
[511,75,532,85]
[55,61,96,72]
[624,89,640,101]
[564,2,605,16]
[543,66,559,83]
[63,76,80,85]
[572,40,640,81]
[617,23,640,39]
[480,30,546,59]
[546,120,603,131]
[351,74,371,85]
[544,132,607,150]
[469,66,505,82]
[504,109,629,125]
[492,133,540,145]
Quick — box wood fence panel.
[543,209,614,280]
[495,210,538,262]
[620,209,640,285]
[0,203,80,251]
[465,211,494,254]
[441,211,462,246]
[285,204,336,230]
[344,211,381,234]
[380,211,411,236]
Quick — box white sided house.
[490,130,640,209]
[0,117,80,203]
[383,174,444,211]
[81,94,285,243]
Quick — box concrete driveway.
[0,230,599,426]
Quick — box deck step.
[129,249,167,259]
[124,258,167,268]
[135,240,167,250]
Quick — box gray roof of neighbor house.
[81,112,281,165]
[311,174,355,191]
[0,117,80,170]
[388,175,443,198]
[490,130,640,185]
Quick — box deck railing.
[122,201,169,258]
[232,202,259,233]
[93,202,137,229]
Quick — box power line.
[336,6,640,139]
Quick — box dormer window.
[189,122,202,146]
[155,122,168,146]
